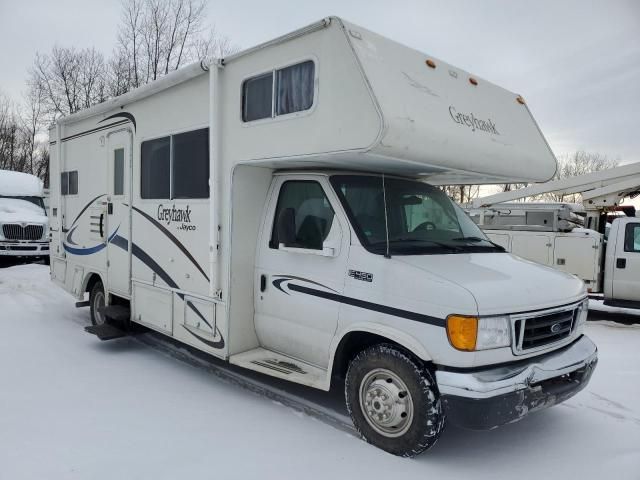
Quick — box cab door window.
[270,181,334,250]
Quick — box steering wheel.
[412,221,436,232]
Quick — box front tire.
[345,344,445,457]
[89,281,107,326]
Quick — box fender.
[324,322,434,389]
[80,271,107,301]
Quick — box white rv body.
[0,170,49,260]
[49,17,596,454]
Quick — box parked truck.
[0,170,49,264]
[471,163,640,309]
[49,17,597,456]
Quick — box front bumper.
[435,335,598,430]
[0,241,50,257]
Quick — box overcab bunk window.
[140,128,209,200]
[60,170,78,196]
[242,60,315,122]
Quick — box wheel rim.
[359,368,414,438]
[93,291,106,325]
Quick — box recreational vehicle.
[49,17,597,456]
[0,169,49,263]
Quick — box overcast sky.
[1,0,638,167]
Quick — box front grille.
[513,307,576,353]
[2,224,44,241]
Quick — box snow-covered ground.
[1,264,639,479]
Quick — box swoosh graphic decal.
[63,194,106,233]
[183,323,225,350]
[66,225,79,246]
[98,112,137,132]
[110,235,223,347]
[129,205,209,282]
[272,275,339,294]
[273,280,445,328]
[63,227,119,256]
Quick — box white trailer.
[49,17,596,456]
[472,163,640,307]
[0,170,50,262]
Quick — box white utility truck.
[0,170,49,263]
[49,17,597,456]
[472,163,640,309]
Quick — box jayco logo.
[449,106,499,135]
[157,204,196,231]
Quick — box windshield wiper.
[451,236,505,251]
[372,238,463,253]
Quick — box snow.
[0,197,47,224]
[1,264,639,479]
[0,169,43,197]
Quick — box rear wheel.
[345,344,445,457]
[89,281,106,326]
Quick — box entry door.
[612,221,640,302]
[255,177,349,368]
[106,130,132,296]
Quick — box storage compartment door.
[511,234,552,265]
[132,282,173,334]
[554,236,600,286]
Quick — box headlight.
[576,299,589,326]
[447,315,511,351]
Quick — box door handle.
[99,213,104,238]
[260,274,267,292]
[616,258,626,269]
[107,202,113,215]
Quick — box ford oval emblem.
[550,323,562,333]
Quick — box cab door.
[105,129,132,297]
[254,176,349,368]
[611,219,640,302]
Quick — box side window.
[624,223,640,253]
[140,129,209,200]
[60,170,78,196]
[242,72,273,122]
[172,128,209,199]
[270,181,334,250]
[113,148,125,196]
[141,137,170,199]
[276,61,315,116]
[242,60,315,122]
[61,172,69,195]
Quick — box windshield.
[330,175,502,255]
[0,196,46,216]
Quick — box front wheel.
[345,344,445,457]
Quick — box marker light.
[425,59,436,69]
[446,315,478,351]
[469,77,478,86]
[516,95,526,105]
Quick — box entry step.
[84,323,127,341]
[229,347,327,389]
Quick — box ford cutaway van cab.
[49,17,597,456]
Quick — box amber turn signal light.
[516,95,526,105]
[446,315,478,351]
[425,59,436,69]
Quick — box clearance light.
[425,59,436,69]
[516,95,526,105]
[446,315,478,351]
[469,77,478,86]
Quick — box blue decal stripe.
[63,227,119,256]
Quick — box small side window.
[113,148,125,196]
[172,128,209,199]
[624,223,640,253]
[141,136,170,199]
[242,72,273,122]
[276,61,315,116]
[68,171,78,195]
[61,172,69,195]
[270,181,334,251]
